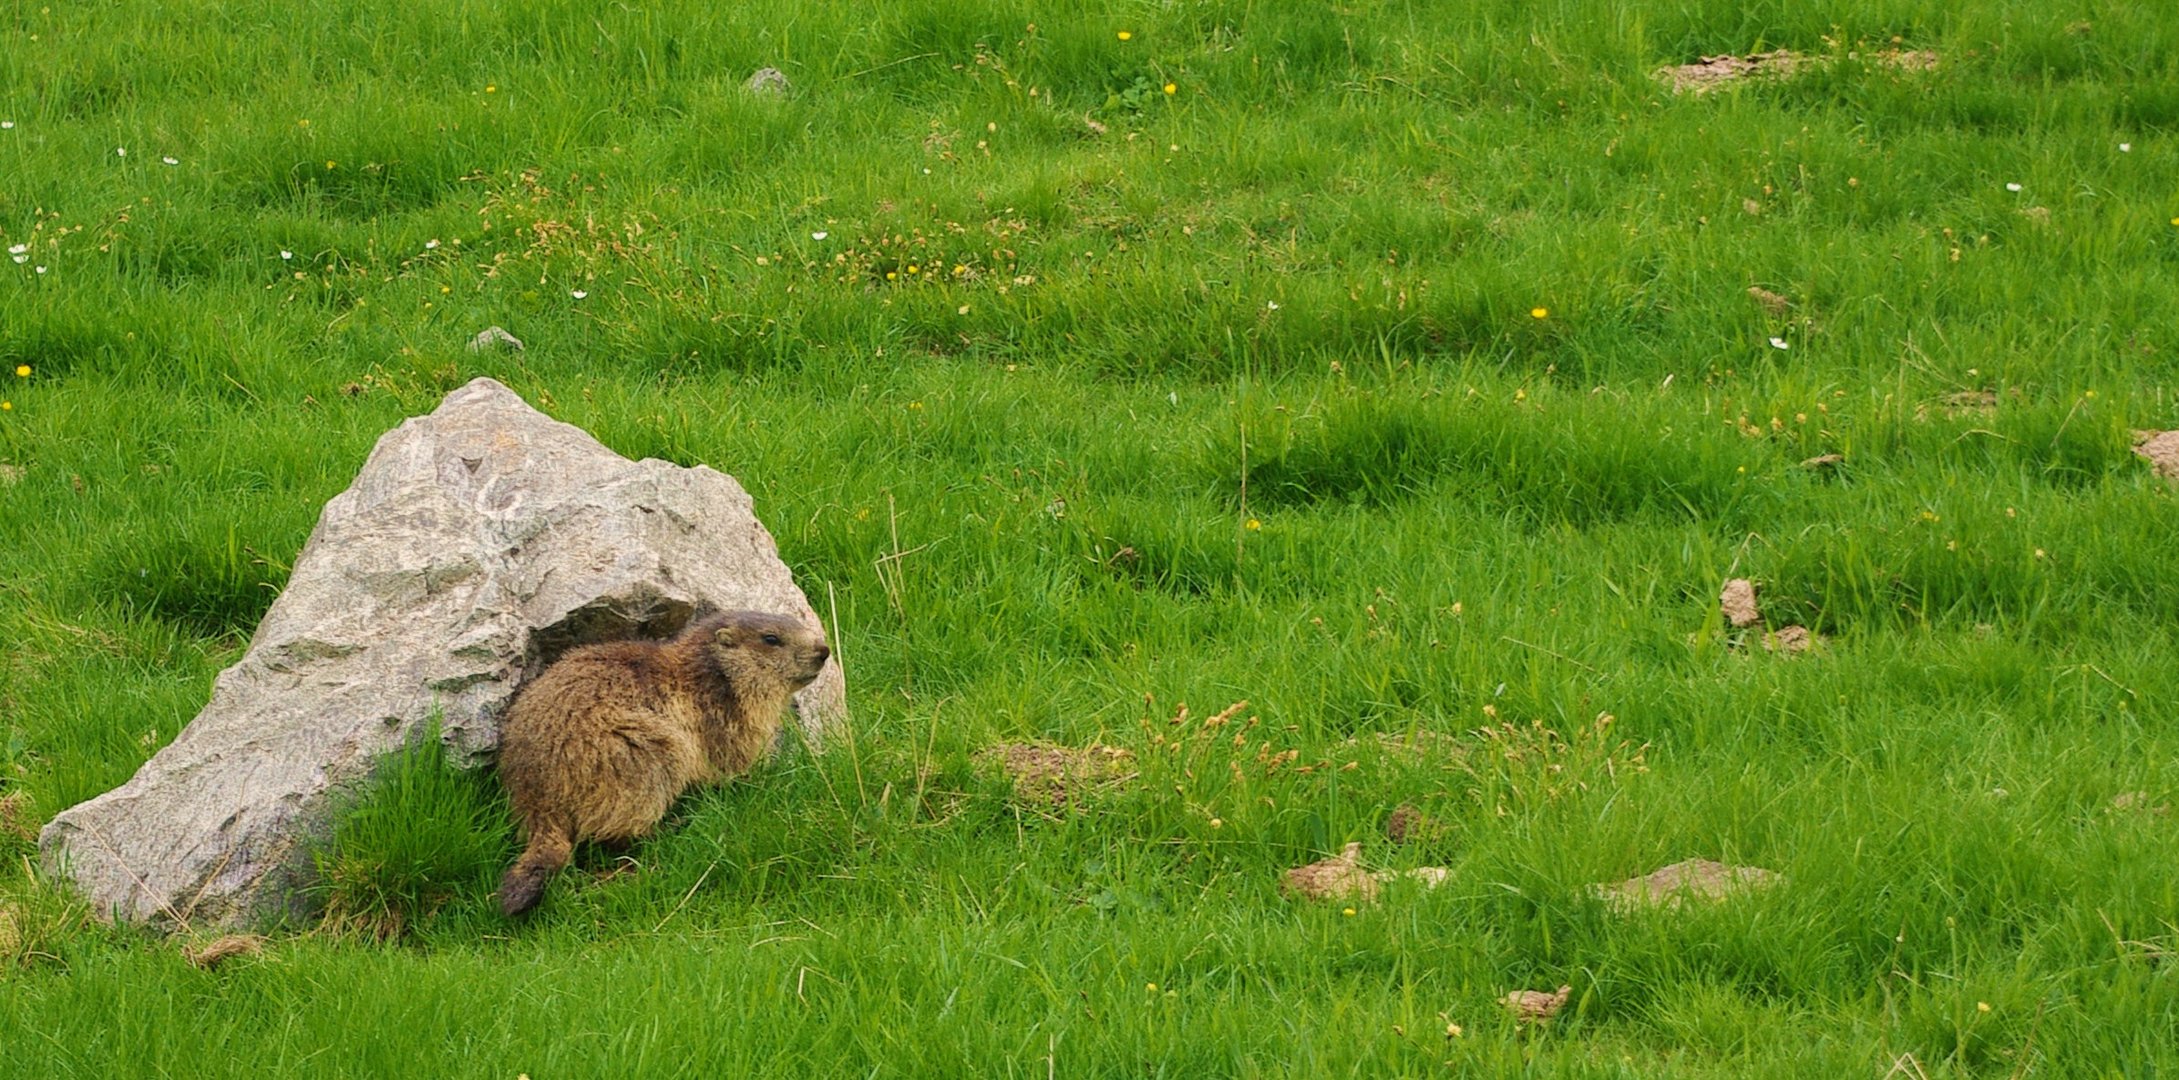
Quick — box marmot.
[495,610,830,916]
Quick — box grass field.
[5,0,2179,1074]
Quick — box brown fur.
[494,610,829,916]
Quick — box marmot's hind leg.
[498,816,574,917]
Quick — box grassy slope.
[3,0,2178,1074]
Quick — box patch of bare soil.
[1764,625,1819,655]
[1386,804,1449,844]
[1595,859,1781,912]
[1281,842,1449,902]
[2110,791,2172,817]
[2135,430,2179,482]
[1504,985,1572,1022]
[1720,579,1760,628]
[183,933,266,970]
[1656,49,1937,94]
[978,743,1136,806]
[1283,842,1379,902]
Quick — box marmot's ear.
[713,625,739,646]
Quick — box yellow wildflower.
[1530,306,1549,319]
[13,365,27,377]
[1117,30,1133,41]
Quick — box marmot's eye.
[761,633,783,647]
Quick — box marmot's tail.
[498,819,574,917]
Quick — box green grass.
[4,0,2179,1074]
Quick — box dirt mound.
[979,743,1136,806]
[1595,859,1780,911]
[1282,842,1449,903]
[1657,49,1937,95]
[1720,579,1760,628]
[1504,985,1572,1022]
[2135,430,2179,481]
[1282,842,1379,902]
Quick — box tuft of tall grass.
[310,722,514,938]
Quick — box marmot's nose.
[812,644,831,665]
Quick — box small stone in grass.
[744,67,790,96]
[468,326,524,353]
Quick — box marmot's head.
[702,611,831,691]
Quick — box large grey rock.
[40,377,845,929]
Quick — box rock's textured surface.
[744,67,790,96]
[41,377,844,929]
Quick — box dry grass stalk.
[184,933,266,970]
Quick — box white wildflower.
[1769,337,1790,350]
